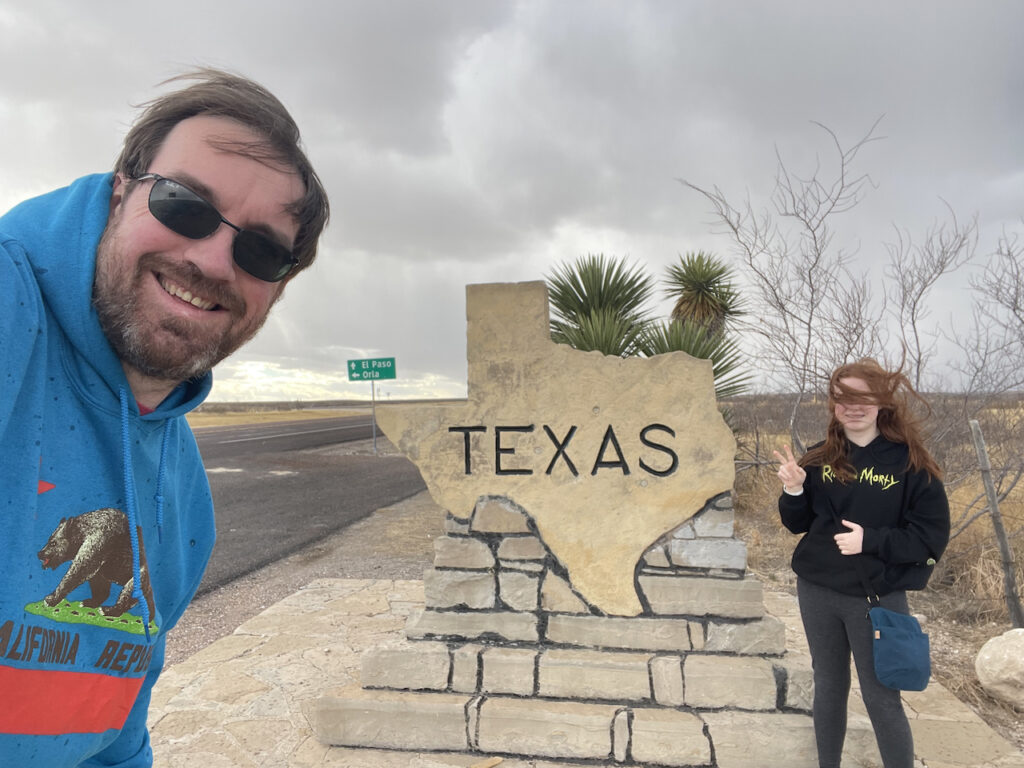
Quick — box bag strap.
[825,496,880,607]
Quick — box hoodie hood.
[847,434,908,469]
[0,173,211,418]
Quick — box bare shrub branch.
[687,121,1023,621]
[682,119,886,450]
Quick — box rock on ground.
[975,627,1024,709]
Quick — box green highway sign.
[348,357,396,381]
[347,357,396,453]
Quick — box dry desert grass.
[186,406,366,428]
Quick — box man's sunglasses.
[134,173,298,283]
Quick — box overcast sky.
[2,1,1021,401]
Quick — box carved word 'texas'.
[448,424,679,478]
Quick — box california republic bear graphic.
[37,507,155,619]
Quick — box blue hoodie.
[0,174,216,766]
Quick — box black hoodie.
[779,435,950,596]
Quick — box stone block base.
[310,687,469,752]
[362,640,799,710]
[313,492,840,766]
[311,692,871,767]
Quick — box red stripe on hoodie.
[0,665,143,735]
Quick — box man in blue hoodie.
[0,69,329,766]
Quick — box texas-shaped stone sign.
[376,281,735,616]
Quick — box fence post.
[968,419,1024,627]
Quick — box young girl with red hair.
[774,359,950,768]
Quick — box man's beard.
[92,224,271,384]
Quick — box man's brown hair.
[114,68,329,277]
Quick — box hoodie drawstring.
[119,387,155,643]
[154,423,172,544]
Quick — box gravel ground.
[164,438,442,666]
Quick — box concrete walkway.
[149,578,1024,768]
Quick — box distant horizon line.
[195,397,467,412]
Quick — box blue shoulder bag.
[867,602,931,691]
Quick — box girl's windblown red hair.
[800,358,942,482]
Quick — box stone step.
[311,688,879,768]
[360,641,812,711]
[406,609,786,655]
[420,567,769,621]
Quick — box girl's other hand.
[835,519,864,555]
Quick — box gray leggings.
[797,577,914,768]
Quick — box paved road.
[194,415,380,461]
[193,416,425,594]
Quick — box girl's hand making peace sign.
[772,444,806,493]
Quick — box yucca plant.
[664,251,743,337]
[552,307,651,357]
[546,252,751,400]
[638,319,751,400]
[547,254,654,357]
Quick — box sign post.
[347,357,397,453]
